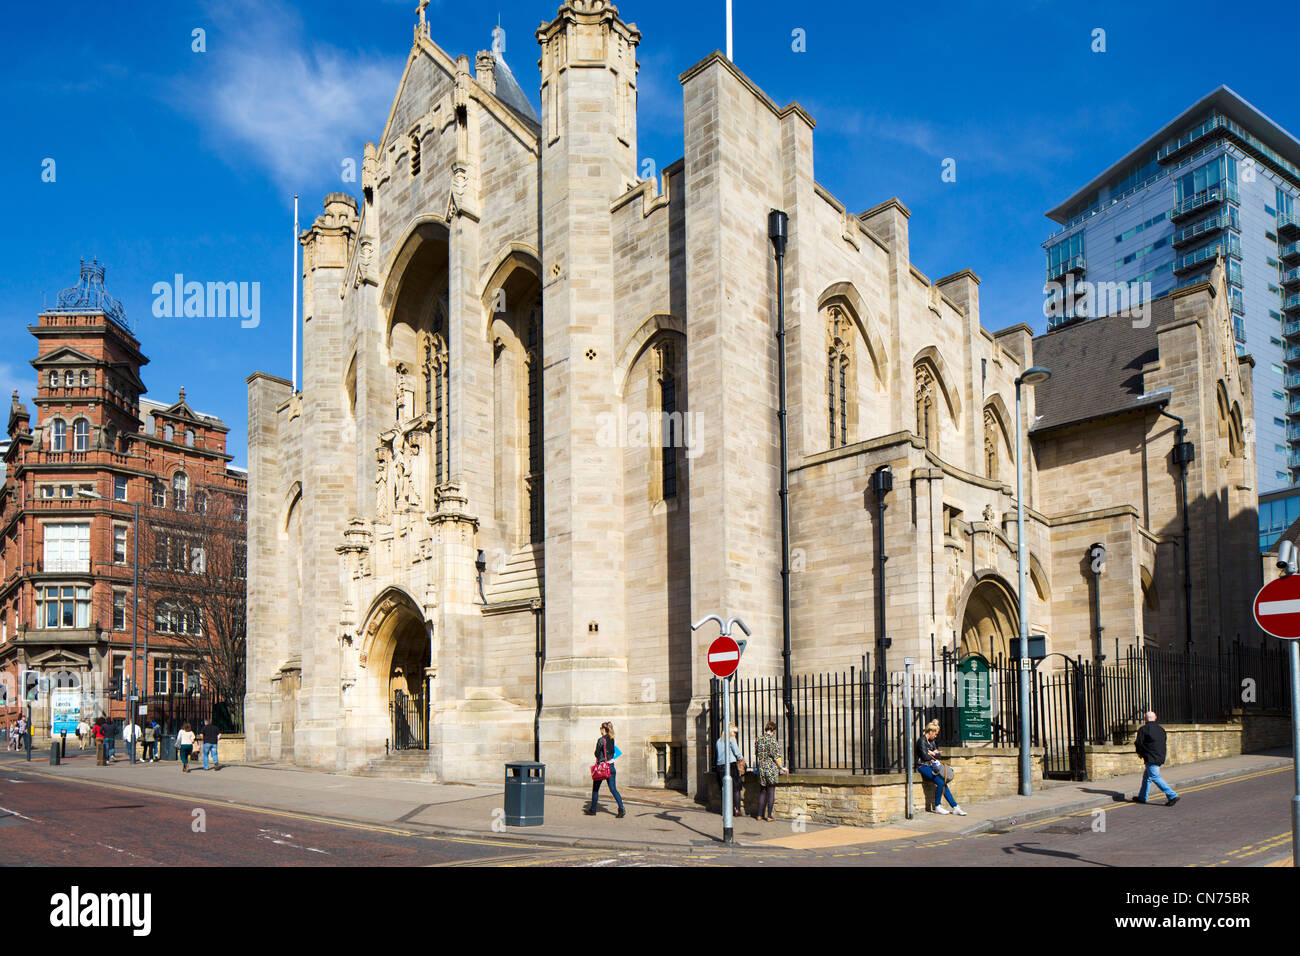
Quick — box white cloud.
[174,0,401,191]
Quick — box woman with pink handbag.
[584,721,626,818]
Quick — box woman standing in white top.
[176,722,197,773]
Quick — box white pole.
[292,194,299,393]
[726,0,733,61]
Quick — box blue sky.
[3,0,1296,467]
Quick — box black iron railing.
[707,644,1290,779]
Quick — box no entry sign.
[1253,575,1300,640]
[707,635,741,678]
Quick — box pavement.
[2,746,1292,854]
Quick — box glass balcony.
[1172,212,1228,247]
[1286,370,1300,390]
[1281,240,1300,263]
[1170,182,1239,221]
[1285,293,1300,312]
[1290,448,1300,470]
[1284,266,1300,287]
[1045,254,1086,283]
[1289,422,1300,442]
[1280,211,1300,241]
[1284,318,1300,337]
[1174,234,1241,273]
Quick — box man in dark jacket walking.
[1133,711,1179,806]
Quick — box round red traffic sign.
[707,635,741,678]
[1253,575,1300,640]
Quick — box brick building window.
[172,473,187,511]
[36,585,91,629]
[64,371,73,387]
[153,658,169,695]
[113,525,128,564]
[48,372,56,389]
[111,655,125,696]
[233,496,246,523]
[185,429,195,447]
[43,523,89,572]
[79,370,90,387]
[73,419,89,452]
[114,476,128,501]
[113,591,127,631]
[50,420,66,451]
[194,491,208,515]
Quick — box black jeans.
[757,783,776,818]
[717,764,743,812]
[590,765,624,812]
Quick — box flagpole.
[726,0,732,60]
[291,194,299,392]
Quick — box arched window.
[915,366,938,454]
[152,481,166,508]
[79,370,90,387]
[50,420,66,452]
[185,429,195,447]
[165,424,174,442]
[656,340,678,501]
[984,408,999,481]
[525,310,544,540]
[73,419,90,452]
[421,332,451,486]
[64,371,74,387]
[827,307,853,448]
[172,473,188,511]
[48,372,57,389]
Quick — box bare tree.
[138,486,246,726]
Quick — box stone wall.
[1084,712,1290,779]
[704,746,1041,826]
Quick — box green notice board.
[957,655,992,743]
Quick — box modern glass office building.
[1042,87,1300,493]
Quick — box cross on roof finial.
[416,0,428,29]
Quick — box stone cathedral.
[245,0,1260,793]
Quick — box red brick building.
[0,260,246,735]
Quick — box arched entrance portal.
[364,591,432,751]
[960,578,1019,662]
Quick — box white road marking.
[257,828,329,854]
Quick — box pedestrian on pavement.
[92,718,107,765]
[1133,711,1180,806]
[6,724,16,751]
[916,720,966,816]
[123,720,141,762]
[103,721,117,763]
[584,721,625,818]
[200,720,221,771]
[176,722,196,773]
[76,719,90,750]
[715,722,745,817]
[16,716,30,759]
[754,720,788,822]
[141,721,158,762]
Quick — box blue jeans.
[202,742,219,769]
[920,764,957,807]
[590,765,624,812]
[1137,763,1178,801]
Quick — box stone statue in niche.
[375,446,391,523]
[395,363,415,424]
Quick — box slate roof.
[493,51,539,127]
[1029,295,1177,435]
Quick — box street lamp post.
[79,488,139,765]
[1014,366,1051,797]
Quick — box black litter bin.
[503,761,545,826]
[158,736,176,762]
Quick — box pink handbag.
[591,738,612,780]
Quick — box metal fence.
[707,644,1291,780]
[142,692,243,736]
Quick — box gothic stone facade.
[245,0,1259,793]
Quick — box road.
[0,761,1291,867]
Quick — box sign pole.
[722,674,733,845]
[904,658,913,820]
[1290,639,1300,868]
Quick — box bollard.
[96,740,107,766]
[49,742,61,766]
